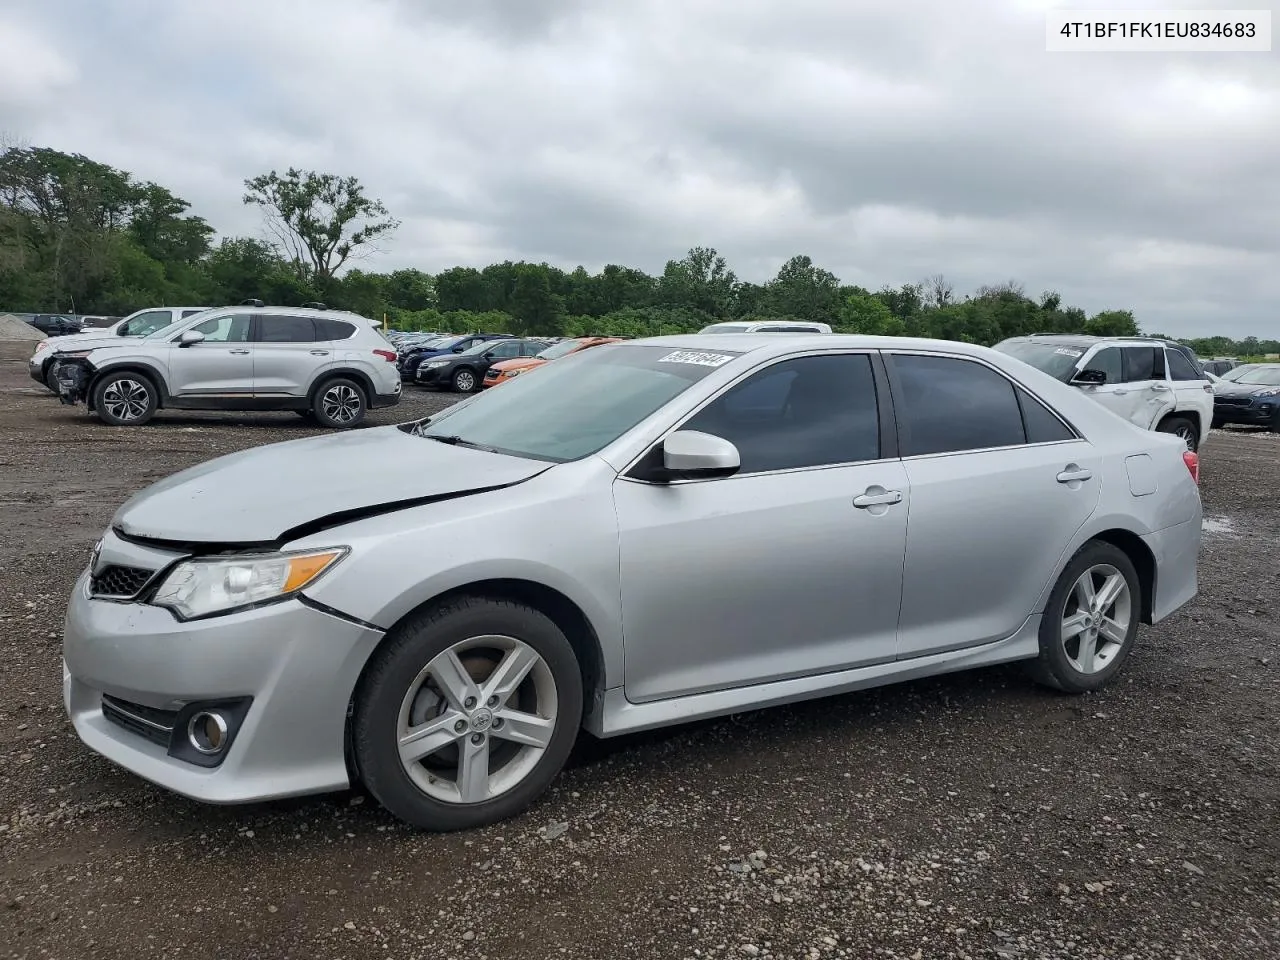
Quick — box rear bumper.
[1142,518,1200,623]
[370,389,401,410]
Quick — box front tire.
[1157,415,1199,452]
[92,372,158,426]
[452,367,478,393]
[312,377,367,429]
[353,597,583,831]
[1029,541,1141,694]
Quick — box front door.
[885,352,1103,658]
[252,314,321,397]
[614,352,908,703]
[167,313,253,395]
[1078,345,1147,426]
[1120,345,1174,430]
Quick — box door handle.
[1056,467,1093,483]
[853,489,903,508]
[1111,388,1128,396]
[310,349,330,356]
[229,349,250,355]
[1149,382,1170,391]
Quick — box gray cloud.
[2,0,1277,336]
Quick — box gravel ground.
[1,359,1278,960]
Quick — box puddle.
[1202,516,1238,537]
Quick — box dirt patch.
[1,365,1278,960]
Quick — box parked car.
[698,320,833,334]
[415,337,547,392]
[51,303,401,428]
[482,336,626,388]
[1217,363,1257,383]
[30,306,210,391]
[62,333,1201,831]
[28,314,81,337]
[1202,358,1240,377]
[993,335,1214,452]
[1211,363,1280,431]
[398,333,512,381]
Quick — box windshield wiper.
[420,433,498,452]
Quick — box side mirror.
[483,350,496,359]
[1071,368,1107,385]
[661,430,740,479]
[179,330,206,347]
[116,322,131,336]
[452,345,465,353]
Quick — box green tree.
[762,255,841,321]
[1084,309,1140,337]
[242,167,399,287]
[656,246,737,317]
[508,264,565,335]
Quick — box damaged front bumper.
[54,360,91,406]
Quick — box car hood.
[112,425,554,545]
[490,357,546,373]
[43,329,123,351]
[1215,383,1278,398]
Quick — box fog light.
[187,711,229,755]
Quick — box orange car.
[482,336,625,387]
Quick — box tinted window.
[1084,347,1121,383]
[180,309,205,318]
[682,354,880,473]
[757,325,826,333]
[488,340,525,359]
[257,315,316,343]
[1122,346,1162,382]
[892,354,1025,456]
[521,341,545,357]
[1168,349,1203,381]
[188,314,250,343]
[1017,388,1075,443]
[314,318,356,340]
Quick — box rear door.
[251,314,321,396]
[1119,345,1173,430]
[886,351,1102,659]
[1166,347,1213,422]
[167,313,254,395]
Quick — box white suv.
[994,335,1214,452]
[30,306,210,391]
[53,303,402,429]
[698,320,833,334]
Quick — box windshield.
[410,343,742,462]
[1221,365,1255,381]
[1231,366,1280,386]
[992,340,1086,382]
[458,339,503,356]
[699,323,750,334]
[142,309,213,339]
[536,339,585,360]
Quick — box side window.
[188,314,250,343]
[1121,346,1163,382]
[681,354,880,473]
[314,318,356,340]
[1016,388,1076,443]
[490,341,523,358]
[180,309,205,318]
[891,354,1025,456]
[1168,349,1202,381]
[121,310,171,336]
[1084,347,1121,383]
[521,342,544,357]
[256,315,316,343]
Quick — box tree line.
[1,145,1271,357]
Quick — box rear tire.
[311,377,367,429]
[1028,541,1141,694]
[92,372,158,427]
[1157,415,1199,452]
[353,597,583,831]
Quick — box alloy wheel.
[101,379,151,422]
[396,635,558,805]
[1060,563,1132,674]
[321,384,362,424]
[455,370,475,392]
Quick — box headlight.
[59,350,93,359]
[1254,388,1280,398]
[34,341,50,354]
[425,359,449,368]
[150,547,347,619]
[503,369,521,377]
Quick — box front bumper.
[415,365,451,386]
[1214,399,1277,425]
[63,571,383,804]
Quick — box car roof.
[1010,334,1174,347]
[637,333,1012,359]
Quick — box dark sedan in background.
[1213,364,1280,431]
[397,332,511,381]
[415,337,547,392]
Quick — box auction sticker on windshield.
[658,351,735,367]
[1055,347,1083,357]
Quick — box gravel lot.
[1,359,1278,960]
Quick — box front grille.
[1215,397,1252,407]
[101,695,176,748]
[91,564,155,598]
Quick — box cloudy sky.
[1,0,1276,337]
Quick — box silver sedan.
[63,334,1202,830]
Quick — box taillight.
[373,349,396,362]
[1182,450,1200,484]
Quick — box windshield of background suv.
[992,340,1086,382]
[1230,366,1280,386]
[410,343,742,462]
[536,339,585,360]
[1221,365,1255,381]
[142,310,213,339]
[699,323,750,333]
